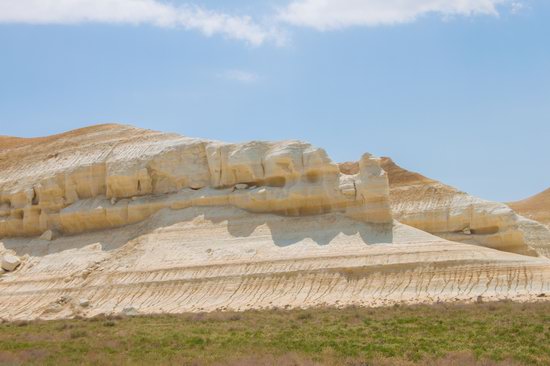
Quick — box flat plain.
[1,301,549,366]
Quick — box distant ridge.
[509,188,550,226]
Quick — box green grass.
[0,301,549,365]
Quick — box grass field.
[0,301,549,365]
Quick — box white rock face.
[0,124,391,238]
[1,254,21,272]
[0,125,548,321]
[1,206,549,321]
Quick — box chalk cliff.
[0,125,549,321]
[0,124,391,239]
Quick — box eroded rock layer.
[0,125,549,321]
[380,158,550,257]
[1,206,549,321]
[0,124,390,239]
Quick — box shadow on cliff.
[1,225,144,257]
[2,206,393,256]
[199,207,393,247]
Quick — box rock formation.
[0,124,391,239]
[380,158,550,257]
[1,253,21,272]
[0,124,548,321]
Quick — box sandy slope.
[509,188,550,226]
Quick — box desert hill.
[0,124,549,321]
[509,188,550,226]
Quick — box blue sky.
[0,0,549,202]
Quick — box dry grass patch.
[0,301,548,365]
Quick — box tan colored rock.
[1,254,21,272]
[380,157,550,257]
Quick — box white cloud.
[279,0,511,30]
[220,70,259,83]
[0,0,527,44]
[0,0,280,45]
[510,1,527,14]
